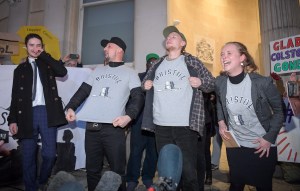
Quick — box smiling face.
[103,43,123,62]
[26,37,43,59]
[220,43,246,76]
[165,32,186,52]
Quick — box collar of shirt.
[28,57,36,63]
[108,62,124,67]
[28,58,37,69]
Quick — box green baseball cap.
[163,26,187,42]
[146,53,159,62]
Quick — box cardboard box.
[0,32,20,56]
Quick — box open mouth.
[223,61,230,65]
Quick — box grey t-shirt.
[226,74,267,148]
[153,55,193,126]
[76,65,141,123]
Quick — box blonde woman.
[215,42,283,191]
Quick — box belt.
[86,122,112,131]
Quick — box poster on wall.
[0,32,20,56]
[270,34,300,74]
[277,98,300,163]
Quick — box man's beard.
[166,45,176,52]
[104,56,109,65]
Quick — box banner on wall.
[0,66,92,170]
[270,34,300,74]
[0,32,20,56]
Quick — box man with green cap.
[141,26,215,191]
[146,53,159,71]
[126,53,159,191]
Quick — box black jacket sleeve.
[125,87,145,120]
[7,69,19,125]
[38,51,67,77]
[65,82,92,111]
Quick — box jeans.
[157,144,183,188]
[211,125,222,166]
[155,125,199,191]
[20,106,57,191]
[85,123,126,191]
[126,114,157,186]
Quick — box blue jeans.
[155,125,199,191]
[20,106,57,191]
[157,144,182,188]
[211,125,222,166]
[126,115,157,186]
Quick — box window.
[81,0,134,65]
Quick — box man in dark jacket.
[8,33,68,191]
[65,37,144,191]
[126,53,159,191]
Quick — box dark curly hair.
[25,33,44,48]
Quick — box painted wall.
[167,0,261,76]
[0,0,167,72]
[0,0,67,55]
[134,0,167,72]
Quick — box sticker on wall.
[194,36,215,65]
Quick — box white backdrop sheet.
[0,65,91,169]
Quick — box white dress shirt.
[29,57,45,106]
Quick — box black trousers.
[227,146,277,190]
[85,123,126,191]
[197,123,212,191]
[155,125,199,191]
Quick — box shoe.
[211,164,219,171]
[143,180,153,188]
[205,174,212,185]
[136,185,147,191]
[38,184,46,191]
[127,182,138,191]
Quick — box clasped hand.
[143,77,201,90]
[218,120,271,158]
